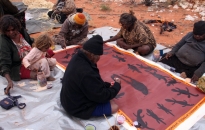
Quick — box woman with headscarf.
[53,13,88,48]
[104,10,156,56]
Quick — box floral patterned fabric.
[12,34,31,59]
[116,20,156,48]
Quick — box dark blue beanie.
[193,21,205,35]
[83,35,103,55]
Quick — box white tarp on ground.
[0,27,205,130]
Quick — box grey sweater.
[170,32,205,77]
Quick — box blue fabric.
[91,102,111,116]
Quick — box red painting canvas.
[53,44,205,130]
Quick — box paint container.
[185,78,191,83]
[37,72,47,87]
[152,50,160,62]
[109,125,119,130]
[85,124,96,130]
[133,121,141,128]
[117,115,125,125]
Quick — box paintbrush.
[115,113,118,126]
[103,114,113,130]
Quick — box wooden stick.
[115,113,118,126]
[103,114,113,130]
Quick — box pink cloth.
[22,47,56,77]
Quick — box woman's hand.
[114,77,121,84]
[4,74,13,95]
[5,81,13,95]
[61,41,66,49]
[191,74,199,83]
[165,52,173,59]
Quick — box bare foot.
[180,72,187,79]
[47,76,55,81]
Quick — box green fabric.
[0,35,21,81]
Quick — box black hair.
[119,10,137,25]
[0,15,21,34]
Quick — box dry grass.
[23,0,53,9]
[100,4,111,11]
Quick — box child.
[22,34,56,81]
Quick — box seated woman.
[47,0,76,24]
[22,34,56,81]
[52,13,88,49]
[104,10,156,56]
[0,15,37,95]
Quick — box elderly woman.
[47,0,76,24]
[53,13,88,48]
[104,10,156,56]
[0,15,37,95]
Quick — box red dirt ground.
[13,0,202,47]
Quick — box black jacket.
[0,0,18,15]
[0,32,31,81]
[60,50,121,119]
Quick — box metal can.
[117,115,125,125]
[133,121,141,128]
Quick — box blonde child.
[22,34,56,81]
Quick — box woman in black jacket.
[0,15,37,95]
[60,35,121,119]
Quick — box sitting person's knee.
[110,101,119,114]
[41,58,48,64]
[138,45,152,56]
[116,38,124,43]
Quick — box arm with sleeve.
[81,72,121,103]
[0,38,13,76]
[68,24,88,45]
[170,33,191,54]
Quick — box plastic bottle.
[37,72,47,87]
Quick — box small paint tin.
[85,124,96,130]
[117,115,125,125]
[133,121,141,128]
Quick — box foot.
[180,72,187,79]
[47,76,55,81]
